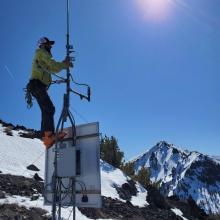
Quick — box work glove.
[63,57,73,68]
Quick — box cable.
[31,151,45,165]
[70,107,88,123]
[58,178,88,208]
[69,110,76,125]
[61,179,71,190]
[67,207,74,220]
[21,151,44,176]
[70,73,90,88]
[59,179,74,204]
[75,180,87,192]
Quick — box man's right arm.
[38,50,72,74]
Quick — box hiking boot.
[42,131,67,150]
[42,131,54,149]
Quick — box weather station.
[43,0,102,219]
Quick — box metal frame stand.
[51,94,76,220]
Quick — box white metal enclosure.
[44,122,102,208]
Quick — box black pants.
[29,79,55,136]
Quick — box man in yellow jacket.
[28,37,73,149]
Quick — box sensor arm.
[69,87,91,102]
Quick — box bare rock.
[27,164,40,172]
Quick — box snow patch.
[0,195,113,220]
[0,125,45,178]
[171,208,188,220]
[100,160,148,207]
[130,183,148,207]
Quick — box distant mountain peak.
[132,142,220,214]
[155,140,173,148]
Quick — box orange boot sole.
[42,132,67,150]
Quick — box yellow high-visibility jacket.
[30,48,67,86]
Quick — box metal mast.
[50,0,90,219]
[66,0,71,107]
[51,0,76,219]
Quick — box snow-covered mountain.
[212,156,220,164]
[132,141,220,214]
[0,120,212,219]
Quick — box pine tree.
[121,162,135,178]
[134,166,151,188]
[100,135,124,168]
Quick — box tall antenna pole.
[51,0,76,219]
[66,1,76,219]
[66,0,71,105]
[50,0,90,218]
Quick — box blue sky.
[0,0,220,160]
